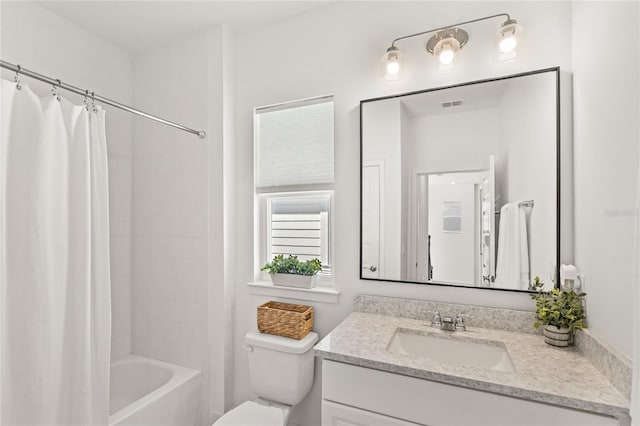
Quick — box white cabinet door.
[322,360,620,426]
[323,400,424,426]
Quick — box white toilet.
[214,330,319,426]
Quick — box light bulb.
[439,47,455,65]
[386,60,400,75]
[499,35,517,53]
[496,19,523,61]
[383,46,401,80]
[432,34,461,68]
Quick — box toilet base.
[213,398,291,426]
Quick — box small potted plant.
[530,277,587,347]
[261,255,323,289]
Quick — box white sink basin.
[386,329,516,373]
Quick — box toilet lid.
[214,401,285,426]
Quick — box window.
[255,96,334,279]
[261,192,332,274]
[442,201,462,233]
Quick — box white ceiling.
[36,1,333,54]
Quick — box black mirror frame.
[359,67,561,293]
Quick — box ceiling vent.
[441,100,464,108]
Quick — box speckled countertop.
[314,312,629,419]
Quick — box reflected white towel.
[495,203,530,290]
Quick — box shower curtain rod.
[1,60,206,139]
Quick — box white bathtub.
[109,355,201,426]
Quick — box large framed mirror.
[360,68,560,292]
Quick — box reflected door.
[415,174,430,282]
[480,156,496,286]
[362,165,380,278]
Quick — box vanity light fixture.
[384,45,402,80]
[496,19,524,60]
[383,13,523,78]
[426,28,469,66]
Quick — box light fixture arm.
[390,13,512,47]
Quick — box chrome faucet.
[441,315,456,331]
[425,310,473,331]
[424,310,442,328]
[454,313,473,331]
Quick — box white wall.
[0,1,134,360]
[400,105,410,280]
[572,1,639,357]
[407,108,500,174]
[362,99,403,278]
[205,25,237,420]
[428,182,476,283]
[131,32,208,368]
[131,26,235,423]
[499,73,557,287]
[233,2,573,424]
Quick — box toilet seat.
[214,400,289,426]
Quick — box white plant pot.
[270,273,318,289]
[543,325,573,347]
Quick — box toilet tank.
[245,330,319,406]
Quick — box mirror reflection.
[361,69,558,291]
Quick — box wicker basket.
[257,301,314,340]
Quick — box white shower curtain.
[0,79,111,425]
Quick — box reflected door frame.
[408,168,430,282]
[362,161,385,279]
[409,168,492,284]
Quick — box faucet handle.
[424,310,442,327]
[454,313,474,331]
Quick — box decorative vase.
[270,273,318,289]
[543,325,573,347]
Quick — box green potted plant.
[530,277,587,347]
[261,255,323,289]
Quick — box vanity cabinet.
[323,400,422,426]
[321,360,620,426]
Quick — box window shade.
[256,98,334,188]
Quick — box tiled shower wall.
[108,117,134,360]
[131,34,208,370]
[130,27,235,422]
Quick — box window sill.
[247,281,340,304]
